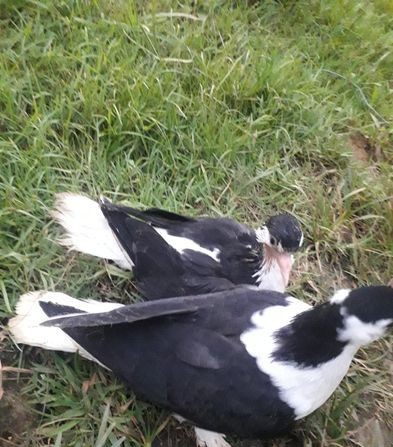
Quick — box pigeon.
[8,285,393,447]
[52,193,303,295]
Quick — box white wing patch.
[240,298,357,419]
[155,228,220,261]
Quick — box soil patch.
[0,383,35,446]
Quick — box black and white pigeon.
[9,285,393,447]
[52,193,304,295]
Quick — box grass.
[0,0,392,445]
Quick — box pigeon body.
[53,193,303,296]
[9,286,393,444]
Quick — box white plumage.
[52,193,132,269]
[8,291,122,366]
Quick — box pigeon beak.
[275,252,293,287]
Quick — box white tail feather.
[8,291,122,365]
[52,193,132,269]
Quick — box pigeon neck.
[241,298,357,420]
[273,302,351,367]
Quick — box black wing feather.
[100,198,195,229]
[41,295,203,328]
[99,203,242,298]
[175,330,234,369]
[100,202,191,298]
[41,287,286,330]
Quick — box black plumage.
[100,211,239,299]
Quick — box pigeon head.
[257,213,303,253]
[331,286,393,346]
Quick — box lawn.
[0,0,392,446]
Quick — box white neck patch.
[240,298,358,419]
[254,226,295,292]
[255,226,269,244]
[338,316,392,346]
[253,260,286,293]
[330,289,351,304]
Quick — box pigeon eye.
[270,237,276,245]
